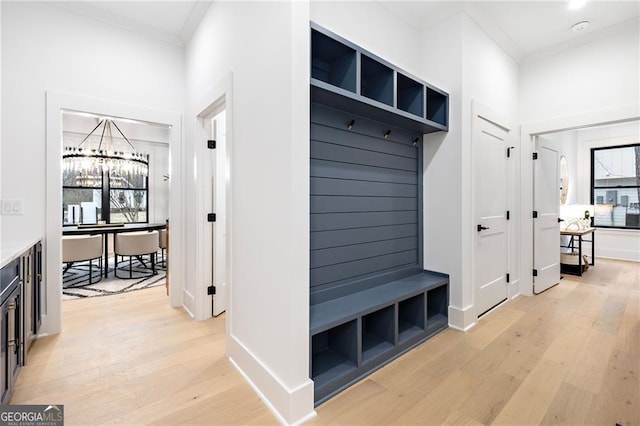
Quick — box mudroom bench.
[310,270,449,404]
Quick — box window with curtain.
[591,143,640,229]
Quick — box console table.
[63,223,166,278]
[560,227,595,276]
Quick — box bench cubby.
[360,54,394,107]
[397,73,424,117]
[427,284,449,333]
[426,87,448,127]
[362,305,395,363]
[398,293,425,343]
[311,29,357,93]
[311,319,358,390]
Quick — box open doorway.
[60,111,171,299]
[44,91,184,336]
[521,115,640,295]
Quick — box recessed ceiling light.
[572,21,590,32]
[569,0,586,10]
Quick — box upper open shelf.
[310,23,449,134]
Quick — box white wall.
[1,1,184,335]
[421,11,519,329]
[184,2,313,424]
[310,1,422,76]
[0,2,183,244]
[519,19,640,295]
[0,1,3,248]
[421,14,465,326]
[520,19,639,124]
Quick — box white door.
[533,136,560,294]
[203,109,228,317]
[473,105,510,317]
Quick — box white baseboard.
[507,279,520,299]
[596,250,640,262]
[448,304,476,331]
[182,289,196,318]
[228,334,315,425]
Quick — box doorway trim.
[192,72,233,323]
[44,91,183,335]
[519,102,639,297]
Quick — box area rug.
[62,254,166,299]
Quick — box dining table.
[62,222,167,278]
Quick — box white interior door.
[211,110,227,316]
[533,136,560,294]
[473,106,510,317]
[202,108,228,317]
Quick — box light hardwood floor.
[12,258,639,425]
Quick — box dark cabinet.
[1,259,22,404]
[0,241,42,404]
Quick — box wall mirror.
[560,155,569,205]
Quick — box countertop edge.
[1,237,43,269]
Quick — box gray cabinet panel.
[311,124,417,159]
[311,177,416,198]
[311,160,416,185]
[311,237,417,268]
[311,141,417,172]
[311,102,418,145]
[311,211,417,232]
[311,224,417,250]
[311,250,417,286]
[311,196,416,214]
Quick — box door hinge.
[532,152,538,160]
[207,213,216,222]
[506,273,510,283]
[207,285,216,295]
[506,210,510,220]
[533,269,538,277]
[207,139,216,149]
[533,210,538,218]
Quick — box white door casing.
[533,136,561,294]
[472,102,511,317]
[212,111,228,316]
[202,108,227,316]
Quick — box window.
[63,166,148,224]
[591,143,640,229]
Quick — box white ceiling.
[380,0,639,61]
[57,1,638,60]
[54,1,213,46]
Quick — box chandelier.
[63,118,149,181]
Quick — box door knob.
[477,225,490,232]
[558,218,565,223]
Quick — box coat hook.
[347,120,355,130]
[383,130,391,139]
[412,137,419,146]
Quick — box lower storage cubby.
[398,293,425,343]
[311,320,358,388]
[310,271,449,405]
[427,284,448,333]
[362,305,395,363]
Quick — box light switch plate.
[1,199,24,215]
[1,200,11,215]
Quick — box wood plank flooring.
[11,258,639,425]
